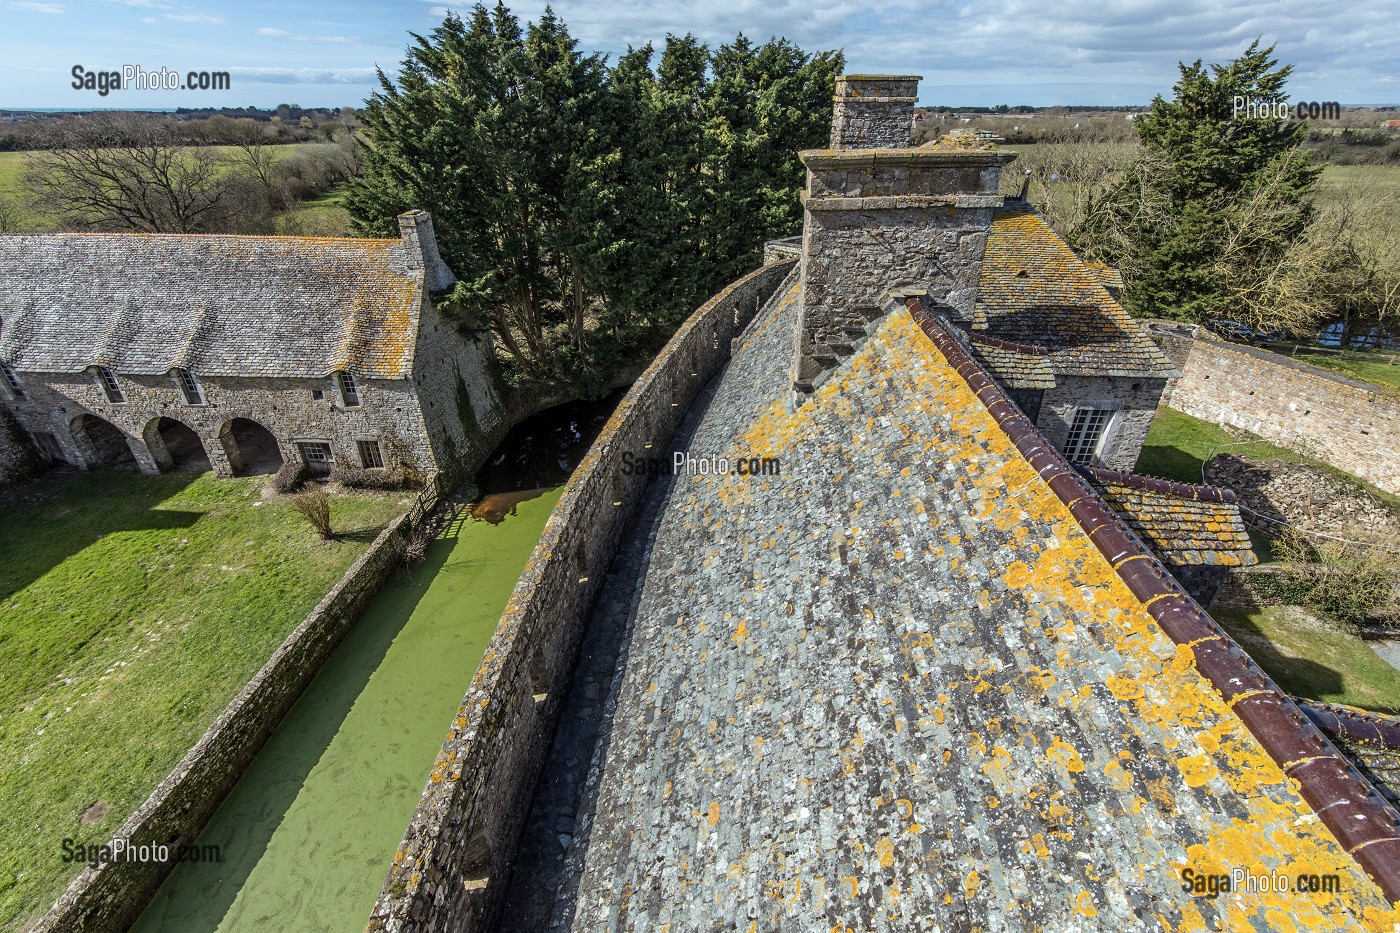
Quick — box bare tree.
[24,113,229,233]
[1002,141,1139,245]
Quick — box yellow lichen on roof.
[736,308,1398,929]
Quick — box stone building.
[794,75,1178,471]
[0,210,500,482]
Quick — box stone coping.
[799,148,1017,168]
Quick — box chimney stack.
[397,210,456,292]
[829,75,920,149]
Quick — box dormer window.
[96,366,125,403]
[336,371,361,408]
[1,363,24,400]
[175,368,204,405]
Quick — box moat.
[130,392,621,933]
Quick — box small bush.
[289,486,334,539]
[331,463,416,490]
[274,461,310,494]
[1273,529,1398,628]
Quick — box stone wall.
[1156,329,1400,494]
[1036,375,1169,472]
[5,365,442,480]
[365,258,798,933]
[34,499,429,933]
[0,405,40,488]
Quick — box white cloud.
[228,66,378,85]
[164,10,222,24]
[257,27,361,44]
[9,1,64,12]
[422,0,1400,104]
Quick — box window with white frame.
[1063,407,1114,464]
[297,440,335,474]
[95,366,125,403]
[175,368,204,405]
[336,371,361,407]
[1,363,24,400]
[356,439,385,469]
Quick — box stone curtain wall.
[35,505,426,933]
[0,406,40,487]
[365,258,798,933]
[1159,332,1400,494]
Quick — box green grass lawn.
[1215,605,1400,714]
[1278,349,1400,392]
[1135,406,1400,511]
[0,467,407,929]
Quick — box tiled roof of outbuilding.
[1079,466,1259,568]
[961,330,1056,390]
[976,206,1177,379]
[0,233,423,379]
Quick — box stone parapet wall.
[365,258,798,933]
[35,496,430,933]
[1158,331,1400,495]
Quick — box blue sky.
[2,0,1396,109]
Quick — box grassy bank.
[1215,606,1400,714]
[0,467,407,929]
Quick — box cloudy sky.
[1,0,1395,109]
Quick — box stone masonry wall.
[1036,375,1169,472]
[35,505,425,933]
[365,258,798,933]
[408,297,508,487]
[5,369,435,478]
[1159,332,1400,494]
[0,405,40,488]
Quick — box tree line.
[343,3,842,392]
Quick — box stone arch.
[217,417,283,476]
[143,417,210,472]
[68,412,136,469]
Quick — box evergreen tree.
[1084,40,1322,323]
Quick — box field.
[0,143,352,235]
[0,467,407,928]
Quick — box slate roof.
[1303,701,1400,810]
[975,205,1178,379]
[1080,465,1259,568]
[0,233,424,379]
[506,277,1400,931]
[958,329,1056,390]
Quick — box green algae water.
[131,487,563,933]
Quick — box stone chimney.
[829,75,920,149]
[793,75,1017,398]
[397,209,456,292]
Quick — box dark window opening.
[337,372,361,408]
[1,363,24,399]
[33,431,65,464]
[1064,408,1113,465]
[175,368,204,405]
[312,389,326,401]
[357,439,385,469]
[96,367,125,404]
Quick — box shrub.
[274,460,310,494]
[330,463,416,491]
[1273,528,1398,628]
[289,486,334,539]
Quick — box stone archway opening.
[70,413,134,467]
[219,418,283,476]
[147,417,210,472]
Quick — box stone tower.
[794,75,1016,396]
